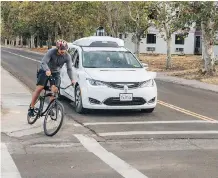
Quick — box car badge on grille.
[124,85,128,93]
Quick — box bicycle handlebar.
[60,83,74,89]
[47,75,74,90]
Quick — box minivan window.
[82,51,142,68]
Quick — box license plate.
[120,93,133,101]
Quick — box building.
[118,26,218,57]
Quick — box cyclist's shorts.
[36,69,61,87]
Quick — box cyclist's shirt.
[40,48,73,80]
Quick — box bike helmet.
[56,39,68,50]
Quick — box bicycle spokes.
[43,101,64,136]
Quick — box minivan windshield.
[82,51,143,68]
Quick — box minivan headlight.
[140,79,154,87]
[87,78,106,86]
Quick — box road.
[1,47,218,178]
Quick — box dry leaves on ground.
[139,54,218,85]
[139,54,202,72]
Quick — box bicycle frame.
[38,90,55,117]
[37,82,73,118]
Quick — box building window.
[119,34,123,39]
[147,34,156,44]
[175,35,184,44]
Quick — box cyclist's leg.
[48,73,61,116]
[50,72,61,100]
[30,85,44,107]
[28,70,48,116]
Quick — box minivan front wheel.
[75,85,85,114]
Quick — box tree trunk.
[30,35,35,48]
[135,35,140,58]
[202,44,205,61]
[39,37,43,48]
[20,36,23,48]
[166,37,172,69]
[16,36,19,47]
[201,33,205,61]
[5,39,7,46]
[47,32,52,49]
[54,25,58,41]
[37,34,40,48]
[27,38,30,48]
[201,21,215,75]
[163,20,172,69]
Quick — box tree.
[153,2,190,69]
[187,2,218,75]
[100,2,125,37]
[124,1,152,57]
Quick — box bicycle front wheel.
[43,100,64,136]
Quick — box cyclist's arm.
[41,50,52,71]
[66,54,73,81]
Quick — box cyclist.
[28,39,75,117]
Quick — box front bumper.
[80,83,157,110]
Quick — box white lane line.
[73,123,83,127]
[1,143,22,178]
[78,120,217,126]
[2,50,40,63]
[98,130,218,137]
[74,134,149,178]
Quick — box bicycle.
[27,76,73,136]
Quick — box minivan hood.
[84,68,156,82]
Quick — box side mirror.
[142,63,148,69]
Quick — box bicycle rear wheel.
[27,98,40,124]
[43,100,64,136]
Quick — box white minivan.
[59,36,157,113]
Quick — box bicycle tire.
[43,100,64,136]
[27,98,40,125]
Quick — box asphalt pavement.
[1,46,218,178]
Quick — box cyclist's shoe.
[28,107,35,117]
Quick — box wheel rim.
[44,104,63,135]
[75,88,81,108]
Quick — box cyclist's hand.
[71,80,76,86]
[46,70,51,76]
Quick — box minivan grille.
[106,82,141,90]
[104,97,146,106]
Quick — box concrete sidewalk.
[1,67,43,137]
